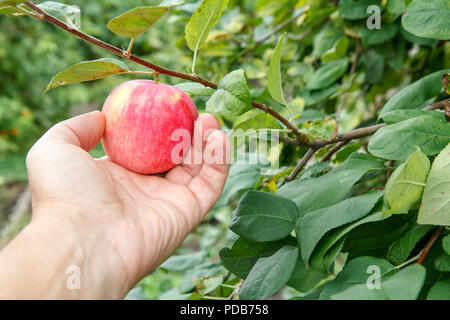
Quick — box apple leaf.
[107,6,172,38]
[368,115,450,160]
[306,58,349,90]
[0,0,25,6]
[299,118,338,141]
[185,0,229,54]
[379,68,450,118]
[383,148,430,215]
[0,6,22,16]
[418,142,450,226]
[267,33,288,107]
[37,1,81,30]
[233,110,280,131]
[239,245,298,300]
[45,58,129,92]
[402,0,450,40]
[229,190,300,242]
[175,82,215,96]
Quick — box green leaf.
[383,148,431,215]
[402,0,450,40]
[443,234,450,255]
[379,69,450,118]
[427,280,450,300]
[107,6,172,38]
[215,154,269,207]
[277,153,384,215]
[230,191,299,242]
[185,0,229,53]
[37,1,80,29]
[359,23,398,46]
[267,33,288,107]
[0,0,24,5]
[418,143,450,226]
[193,276,223,295]
[205,69,251,119]
[339,0,382,20]
[321,36,349,61]
[287,258,325,293]
[435,253,450,272]
[306,58,348,90]
[443,73,450,95]
[233,110,279,131]
[239,246,298,300]
[219,236,297,279]
[218,69,252,105]
[320,256,394,300]
[298,191,384,264]
[299,118,338,141]
[0,6,21,16]
[160,251,207,272]
[387,225,433,265]
[178,262,224,293]
[332,263,426,300]
[360,50,384,84]
[368,115,450,160]
[174,82,215,96]
[44,58,129,92]
[381,109,445,124]
[310,210,388,273]
[312,25,344,59]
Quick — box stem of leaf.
[124,37,136,58]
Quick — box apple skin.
[101,80,198,175]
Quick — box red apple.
[101,80,198,174]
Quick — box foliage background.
[0,0,449,300]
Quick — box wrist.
[0,206,132,299]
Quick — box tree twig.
[417,226,445,265]
[423,98,450,110]
[227,280,243,300]
[321,140,349,162]
[285,147,318,182]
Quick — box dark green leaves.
[339,0,381,20]
[332,263,426,300]
[427,280,450,300]
[44,58,129,92]
[320,256,393,299]
[206,69,251,119]
[219,237,296,279]
[267,33,288,107]
[383,148,430,215]
[306,58,348,90]
[107,6,170,38]
[298,191,383,264]
[368,115,450,160]
[418,143,450,226]
[278,153,384,215]
[387,225,433,265]
[402,0,450,40]
[230,191,299,242]
[379,69,450,118]
[239,246,298,300]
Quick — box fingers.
[165,113,220,185]
[35,111,105,152]
[187,129,230,217]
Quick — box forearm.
[0,214,130,299]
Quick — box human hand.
[0,111,229,299]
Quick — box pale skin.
[0,111,230,299]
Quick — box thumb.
[38,111,105,152]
